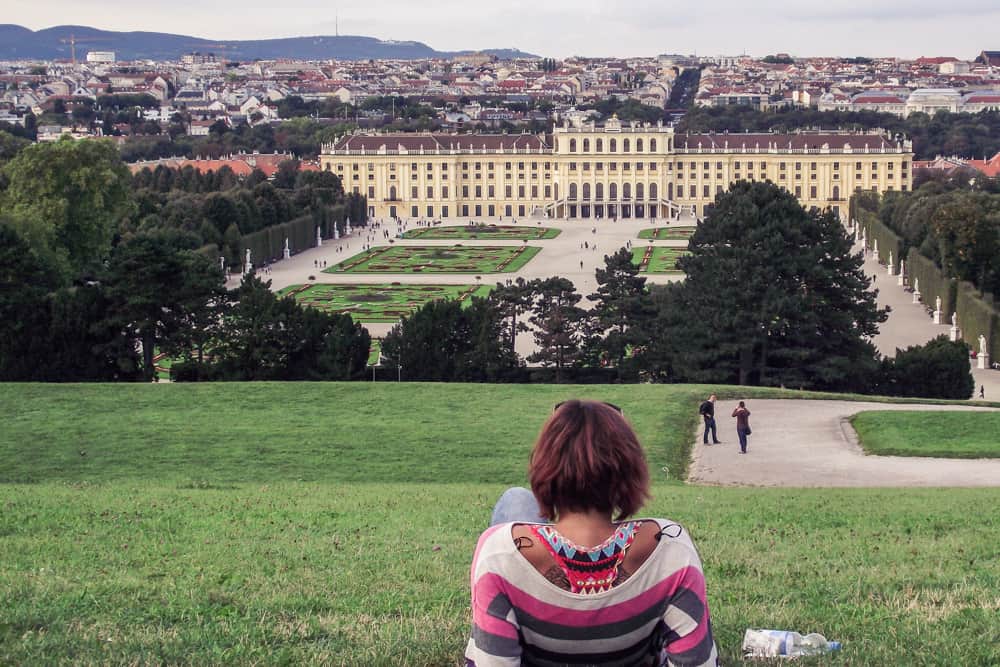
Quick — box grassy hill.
[1,383,998,665]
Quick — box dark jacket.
[699,400,715,419]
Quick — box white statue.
[283,238,291,260]
[888,251,894,275]
[949,312,960,342]
[936,296,942,312]
[978,335,990,369]
[980,335,988,356]
[912,278,920,303]
[345,217,352,235]
[244,248,252,275]
[316,226,323,247]
[933,296,943,324]
[219,256,226,273]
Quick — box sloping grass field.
[2,383,999,666]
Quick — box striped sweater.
[465,519,717,667]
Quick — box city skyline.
[5,0,999,60]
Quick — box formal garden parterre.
[401,224,560,240]
[325,244,541,274]
[632,246,690,273]
[637,227,697,241]
[278,283,492,322]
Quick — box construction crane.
[58,33,114,66]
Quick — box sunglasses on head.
[554,401,624,415]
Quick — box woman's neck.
[554,509,616,547]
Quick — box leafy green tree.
[879,336,974,399]
[103,233,225,381]
[664,181,886,390]
[0,138,133,283]
[0,225,58,379]
[588,248,655,380]
[527,277,587,382]
[211,275,370,380]
[490,278,536,355]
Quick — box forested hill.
[0,25,536,61]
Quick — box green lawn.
[368,339,382,366]
[637,227,696,241]
[632,246,690,273]
[277,283,492,323]
[1,383,998,666]
[324,245,541,274]
[402,225,560,240]
[852,411,1000,458]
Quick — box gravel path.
[688,399,1000,487]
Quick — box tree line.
[0,137,372,382]
[128,160,365,267]
[855,174,1000,298]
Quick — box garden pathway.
[688,399,1000,487]
[858,238,1000,400]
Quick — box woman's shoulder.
[636,518,703,563]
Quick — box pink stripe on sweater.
[472,599,520,639]
[668,609,709,653]
[479,566,706,627]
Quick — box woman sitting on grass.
[465,400,717,666]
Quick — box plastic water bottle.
[742,629,841,658]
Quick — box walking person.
[698,394,720,445]
[732,401,751,454]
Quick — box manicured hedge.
[907,248,958,318]
[860,210,905,273]
[956,281,1000,361]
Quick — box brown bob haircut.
[529,400,650,521]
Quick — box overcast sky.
[7,0,999,59]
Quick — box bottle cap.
[829,641,842,651]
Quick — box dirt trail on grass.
[688,400,1000,487]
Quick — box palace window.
[597,139,604,152]
[411,186,418,199]
[570,139,577,152]
[650,138,657,152]
[610,139,617,152]
[583,139,590,152]
[427,186,434,198]
[636,138,643,152]
[623,139,631,152]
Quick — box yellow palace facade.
[320,116,913,221]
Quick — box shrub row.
[907,248,958,318]
[860,210,905,273]
[956,281,1000,361]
